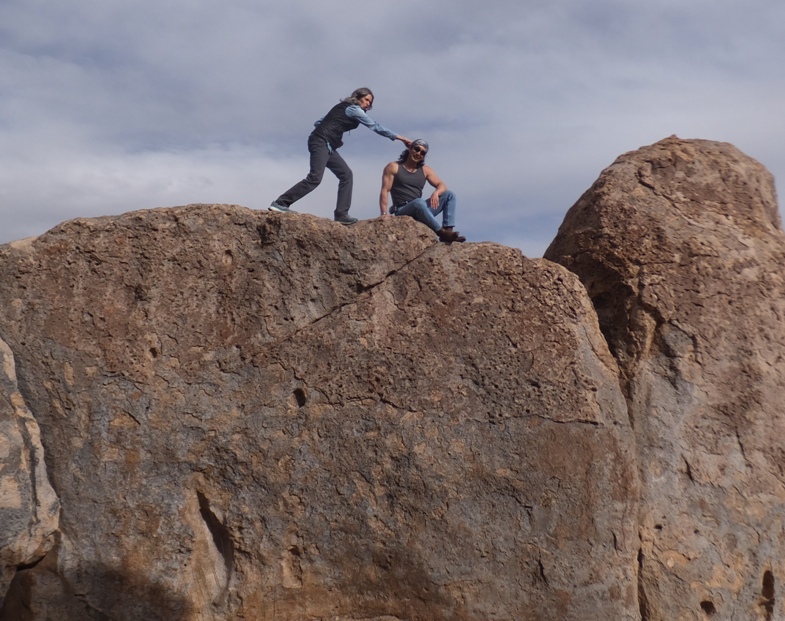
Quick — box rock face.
[0,333,59,600]
[546,136,785,620]
[0,207,639,620]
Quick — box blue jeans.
[392,190,456,232]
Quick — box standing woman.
[270,87,411,225]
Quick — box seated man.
[379,139,465,242]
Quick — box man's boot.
[441,227,466,243]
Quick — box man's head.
[398,139,429,167]
[410,139,429,156]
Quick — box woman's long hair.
[343,87,374,110]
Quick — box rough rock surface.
[0,206,639,620]
[0,332,59,602]
[546,136,785,620]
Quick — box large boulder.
[0,205,639,620]
[546,136,785,620]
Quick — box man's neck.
[403,156,419,170]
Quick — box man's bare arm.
[423,166,447,209]
[379,162,398,216]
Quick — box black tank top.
[391,164,426,207]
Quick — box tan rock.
[0,336,60,604]
[0,205,639,620]
[546,136,785,620]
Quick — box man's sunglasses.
[412,146,428,155]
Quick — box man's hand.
[429,193,440,208]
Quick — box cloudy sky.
[1,0,782,256]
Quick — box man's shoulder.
[383,161,399,172]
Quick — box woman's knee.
[334,167,352,183]
[305,169,326,185]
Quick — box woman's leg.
[326,150,353,220]
[275,137,330,207]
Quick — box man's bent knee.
[412,198,430,213]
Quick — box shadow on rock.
[0,549,190,621]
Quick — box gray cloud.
[1,0,782,256]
